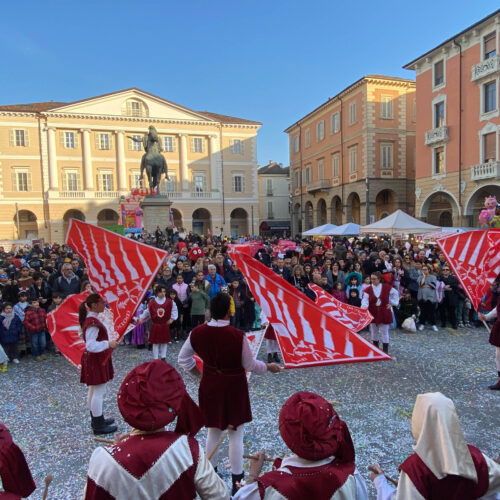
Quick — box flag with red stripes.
[308,283,373,332]
[229,250,390,368]
[437,228,500,310]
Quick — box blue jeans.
[31,331,46,357]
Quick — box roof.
[284,75,415,133]
[0,87,261,125]
[360,209,440,235]
[258,162,289,175]
[403,9,500,69]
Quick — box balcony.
[471,55,500,82]
[59,191,85,198]
[95,191,121,199]
[471,161,500,180]
[425,126,449,146]
[158,185,220,200]
[307,179,331,193]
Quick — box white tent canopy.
[329,222,360,236]
[302,223,338,235]
[360,210,441,235]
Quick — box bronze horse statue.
[129,126,168,193]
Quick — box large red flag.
[437,229,500,310]
[229,250,390,368]
[308,283,373,332]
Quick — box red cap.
[118,360,203,435]
[278,392,355,462]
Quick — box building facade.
[285,75,416,236]
[0,88,261,242]
[257,161,290,236]
[404,9,500,227]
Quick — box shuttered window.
[434,60,444,87]
[61,131,78,149]
[191,137,204,153]
[434,147,444,174]
[62,170,81,191]
[129,135,142,151]
[12,168,31,191]
[381,96,393,119]
[381,144,393,169]
[10,129,29,147]
[483,133,496,163]
[232,173,245,193]
[484,81,497,113]
[484,32,497,59]
[95,133,112,150]
[434,101,445,128]
[163,136,175,152]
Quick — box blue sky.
[1,1,498,165]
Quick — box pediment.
[49,88,212,122]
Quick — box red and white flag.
[308,283,373,332]
[229,250,390,368]
[437,229,500,310]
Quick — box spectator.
[23,298,47,360]
[417,265,439,331]
[206,264,226,298]
[438,266,459,329]
[156,267,175,290]
[53,263,81,297]
[0,302,22,364]
[28,273,51,310]
[332,281,347,303]
[188,282,209,330]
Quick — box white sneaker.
[12,359,19,364]
[432,325,438,332]
[418,324,425,331]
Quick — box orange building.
[285,75,416,234]
[404,9,500,226]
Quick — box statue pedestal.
[141,195,172,234]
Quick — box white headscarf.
[411,392,477,481]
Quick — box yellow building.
[0,88,261,242]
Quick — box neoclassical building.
[404,9,500,226]
[285,75,416,235]
[0,88,261,242]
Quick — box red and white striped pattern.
[437,229,500,310]
[66,219,168,336]
[229,250,390,368]
[308,283,373,332]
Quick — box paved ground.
[1,325,499,499]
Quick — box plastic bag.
[402,317,417,333]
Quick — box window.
[126,100,147,117]
[381,95,393,119]
[304,129,311,147]
[165,172,177,191]
[303,166,311,185]
[293,170,299,188]
[332,153,340,177]
[434,101,445,128]
[129,134,142,151]
[348,146,357,172]
[293,135,300,153]
[317,159,324,179]
[163,136,175,152]
[412,98,417,123]
[484,32,497,59]
[96,133,111,150]
[267,201,274,218]
[231,139,244,155]
[434,60,444,87]
[381,143,393,169]
[266,178,273,195]
[331,113,340,133]
[484,81,497,113]
[12,168,31,191]
[99,172,114,191]
[191,137,204,153]
[483,133,496,163]
[10,129,28,147]
[194,173,206,192]
[232,173,245,193]
[130,171,142,188]
[434,146,444,174]
[316,120,325,141]
[62,131,77,149]
[63,170,81,191]
[348,102,357,125]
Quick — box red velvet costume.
[80,317,114,386]
[264,324,276,340]
[488,300,500,348]
[364,284,393,325]
[148,299,173,344]
[399,445,489,500]
[190,323,251,429]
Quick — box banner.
[437,229,500,310]
[229,250,390,368]
[308,283,373,332]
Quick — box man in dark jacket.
[52,263,81,297]
[438,267,459,329]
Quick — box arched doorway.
[15,210,38,239]
[170,208,183,229]
[465,185,500,227]
[63,209,85,238]
[317,199,327,226]
[375,189,397,221]
[346,193,361,224]
[330,196,342,225]
[420,192,459,226]
[192,208,211,235]
[293,203,302,235]
[230,208,248,237]
[304,201,314,230]
[97,209,119,228]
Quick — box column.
[80,129,94,190]
[47,127,58,190]
[179,134,189,190]
[209,135,219,192]
[115,130,127,191]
